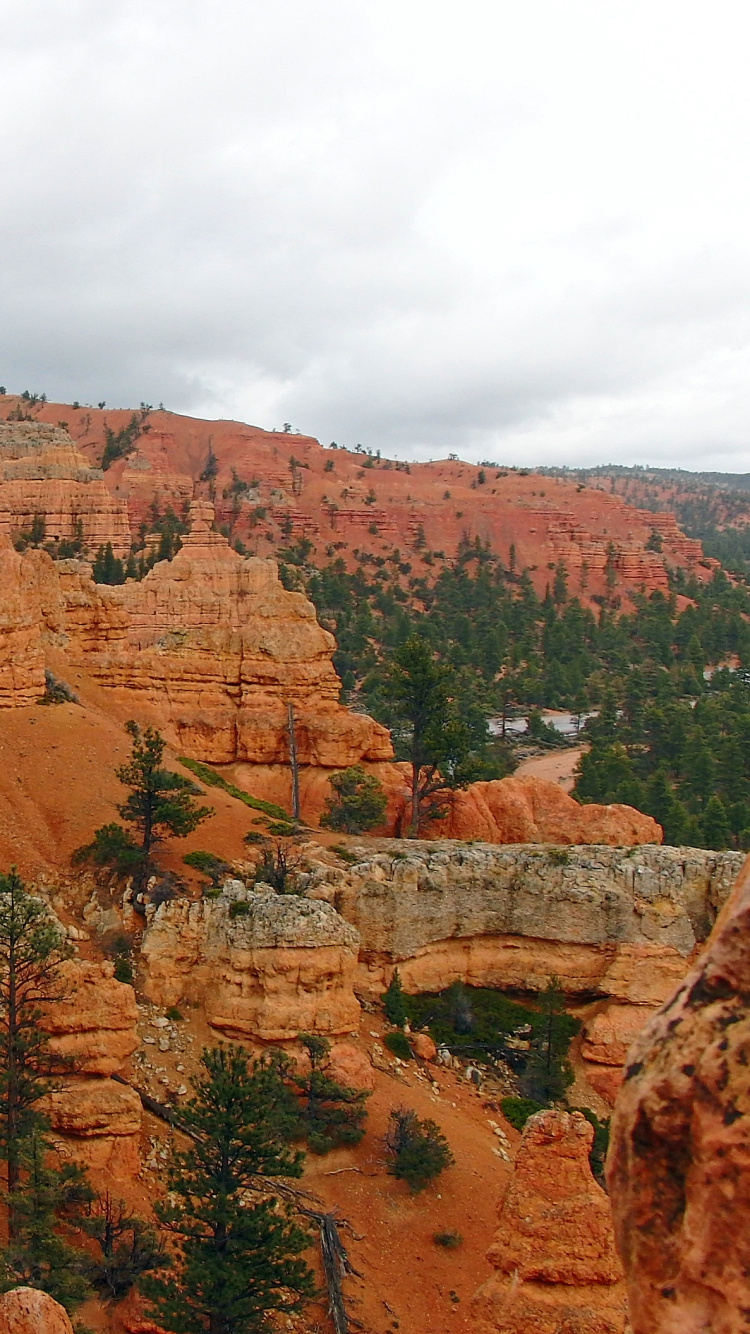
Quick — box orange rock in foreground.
[472,1110,628,1334]
[608,853,750,1333]
[424,775,661,846]
[0,1288,74,1334]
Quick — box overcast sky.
[3,1,750,469]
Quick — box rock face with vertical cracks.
[141,882,361,1041]
[471,1109,628,1333]
[607,853,750,1334]
[36,960,141,1186]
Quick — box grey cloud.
[2,0,750,468]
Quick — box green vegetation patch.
[178,757,290,821]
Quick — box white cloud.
[2,0,750,467]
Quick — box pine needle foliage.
[140,1046,315,1334]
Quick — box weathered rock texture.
[607,853,750,1333]
[0,1287,74,1334]
[413,776,661,846]
[38,960,141,1185]
[141,881,361,1041]
[0,422,130,555]
[46,500,392,775]
[0,543,46,705]
[471,1109,628,1333]
[306,842,742,1101]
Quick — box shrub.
[165,1006,183,1022]
[182,850,230,884]
[433,1231,463,1249]
[243,830,268,846]
[570,1106,610,1185]
[253,842,301,893]
[385,1108,454,1192]
[320,765,387,834]
[500,1096,544,1131]
[113,956,134,985]
[178,758,289,821]
[229,900,251,919]
[72,823,141,875]
[291,1035,370,1154]
[382,970,407,1028]
[40,670,79,705]
[384,1031,412,1061]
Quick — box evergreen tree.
[382,971,407,1028]
[385,1108,453,1193]
[0,871,73,1212]
[0,1130,92,1309]
[93,543,125,585]
[293,1035,369,1153]
[82,1192,162,1301]
[521,978,577,1104]
[320,766,387,834]
[114,721,212,885]
[702,795,732,849]
[141,1046,315,1334]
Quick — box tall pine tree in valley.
[141,1046,315,1334]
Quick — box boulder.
[0,1288,74,1334]
[471,1109,628,1333]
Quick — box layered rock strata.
[607,853,750,1332]
[141,881,361,1041]
[306,842,742,1100]
[0,422,130,555]
[38,960,141,1185]
[471,1109,628,1333]
[54,500,393,770]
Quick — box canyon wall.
[38,959,141,1189]
[0,422,131,555]
[138,842,742,1108]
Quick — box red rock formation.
[424,776,662,845]
[0,1288,74,1334]
[37,960,141,1187]
[53,500,392,770]
[607,853,750,1334]
[141,889,362,1041]
[0,541,46,706]
[0,422,131,555]
[471,1109,628,1333]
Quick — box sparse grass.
[331,844,359,864]
[178,757,289,821]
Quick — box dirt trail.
[514,746,585,792]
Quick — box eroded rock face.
[307,841,741,1102]
[141,883,361,1041]
[0,422,131,555]
[37,960,141,1187]
[0,543,46,705]
[471,1110,628,1333]
[56,500,392,771]
[607,854,750,1334]
[0,1287,74,1334]
[420,776,661,846]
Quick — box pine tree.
[385,1108,453,1193]
[702,795,732,849]
[320,766,387,834]
[115,721,212,885]
[140,1046,315,1334]
[0,1130,92,1309]
[293,1035,369,1154]
[0,871,73,1212]
[382,971,407,1028]
[521,978,577,1104]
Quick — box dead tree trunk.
[288,700,301,822]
